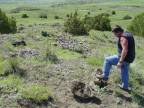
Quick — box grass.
[20,84,52,101]
[0,0,144,107]
[85,56,103,66]
[56,48,81,60]
[0,75,23,93]
[0,60,10,76]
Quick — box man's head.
[112,25,124,37]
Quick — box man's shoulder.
[123,32,133,37]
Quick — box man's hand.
[117,62,122,69]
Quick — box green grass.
[0,0,143,26]
[0,0,144,107]
[85,56,103,66]
[20,84,52,101]
[0,75,22,86]
[0,60,10,76]
[56,49,81,60]
[0,75,23,93]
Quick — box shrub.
[112,10,116,15]
[54,15,61,19]
[83,13,111,31]
[45,49,59,64]
[21,14,29,18]
[128,13,144,37]
[64,11,111,35]
[39,13,47,18]
[0,9,17,34]
[0,54,19,76]
[123,15,132,20]
[87,12,91,15]
[8,57,20,73]
[64,10,88,35]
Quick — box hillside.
[0,0,144,108]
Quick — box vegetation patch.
[64,10,88,35]
[64,11,111,35]
[10,7,40,13]
[18,84,53,107]
[56,49,81,60]
[128,13,144,37]
[0,75,22,94]
[0,8,17,34]
[39,13,48,19]
[123,15,132,20]
[21,14,29,18]
[85,56,103,66]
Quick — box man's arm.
[117,36,128,68]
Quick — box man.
[95,25,135,91]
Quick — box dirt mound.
[71,81,91,98]
[71,80,101,104]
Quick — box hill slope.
[0,0,144,108]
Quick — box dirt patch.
[17,96,54,108]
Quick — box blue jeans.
[102,55,129,89]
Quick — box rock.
[116,97,123,105]
[71,80,96,98]
[41,31,50,37]
[18,48,39,57]
[71,80,102,104]
[12,40,26,47]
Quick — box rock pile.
[57,35,89,54]
[18,48,39,57]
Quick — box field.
[0,0,144,108]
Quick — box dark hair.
[112,25,124,33]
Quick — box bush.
[8,57,20,73]
[83,13,111,31]
[128,13,144,37]
[0,55,20,76]
[123,15,132,20]
[45,49,59,64]
[21,14,29,18]
[64,11,88,35]
[112,10,116,15]
[64,11,111,35]
[54,15,61,19]
[0,9,17,34]
[87,12,91,15]
[39,13,47,18]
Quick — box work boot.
[118,84,132,93]
[94,79,108,88]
